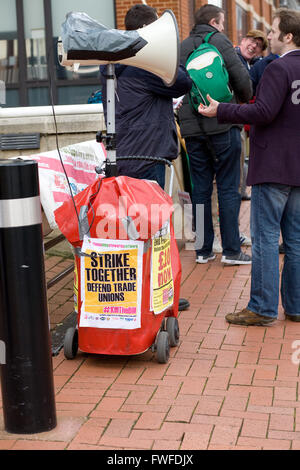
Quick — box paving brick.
[180,429,212,450]
[253,366,277,381]
[238,350,260,364]
[191,414,242,428]
[205,371,231,390]
[152,439,181,450]
[180,377,206,395]
[71,418,105,445]
[210,424,241,447]
[200,333,225,350]
[237,436,291,450]
[215,350,238,368]
[12,440,67,450]
[230,368,254,386]
[93,396,126,412]
[166,405,195,423]
[223,327,247,346]
[240,418,268,438]
[222,394,249,412]
[150,384,181,402]
[0,440,16,450]
[269,414,295,432]
[274,386,297,402]
[187,359,214,377]
[102,418,136,438]
[166,358,193,377]
[248,386,274,407]
[98,435,154,449]
[194,396,223,416]
[135,412,166,430]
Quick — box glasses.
[247,37,263,50]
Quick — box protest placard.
[79,237,144,329]
[150,222,174,314]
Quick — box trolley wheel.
[64,327,78,360]
[156,331,170,364]
[166,317,180,347]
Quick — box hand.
[198,94,219,117]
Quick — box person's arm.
[199,60,287,125]
[143,64,193,98]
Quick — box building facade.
[0,0,293,109]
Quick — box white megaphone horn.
[58,10,179,86]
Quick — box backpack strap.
[203,31,217,43]
[191,30,218,54]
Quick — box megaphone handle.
[105,64,118,177]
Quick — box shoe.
[239,233,251,246]
[213,236,222,253]
[221,252,251,265]
[241,194,251,201]
[279,243,285,254]
[225,308,275,326]
[285,312,300,322]
[196,252,216,264]
[178,298,190,311]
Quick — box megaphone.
[58,10,179,86]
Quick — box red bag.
[55,176,181,356]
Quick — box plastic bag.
[61,12,147,61]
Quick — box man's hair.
[125,4,157,31]
[194,4,224,26]
[274,8,300,47]
[245,29,268,51]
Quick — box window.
[208,0,223,7]
[24,0,47,81]
[0,0,18,106]
[236,4,248,45]
[188,0,195,29]
[1,0,115,107]
[253,18,263,31]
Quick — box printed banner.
[14,140,106,229]
[150,222,174,314]
[80,237,144,329]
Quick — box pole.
[105,63,118,177]
[0,159,56,434]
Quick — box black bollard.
[0,159,56,434]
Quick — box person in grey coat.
[178,4,253,265]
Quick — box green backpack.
[186,32,233,111]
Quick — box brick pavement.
[1,200,300,450]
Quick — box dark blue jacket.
[249,53,279,95]
[100,64,192,177]
[235,46,251,71]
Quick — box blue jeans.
[185,127,241,256]
[248,183,300,319]
[139,163,166,190]
[118,163,166,190]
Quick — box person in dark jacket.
[198,8,300,325]
[235,29,268,71]
[100,4,192,190]
[250,52,279,95]
[235,29,268,201]
[178,4,253,266]
[101,4,192,313]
